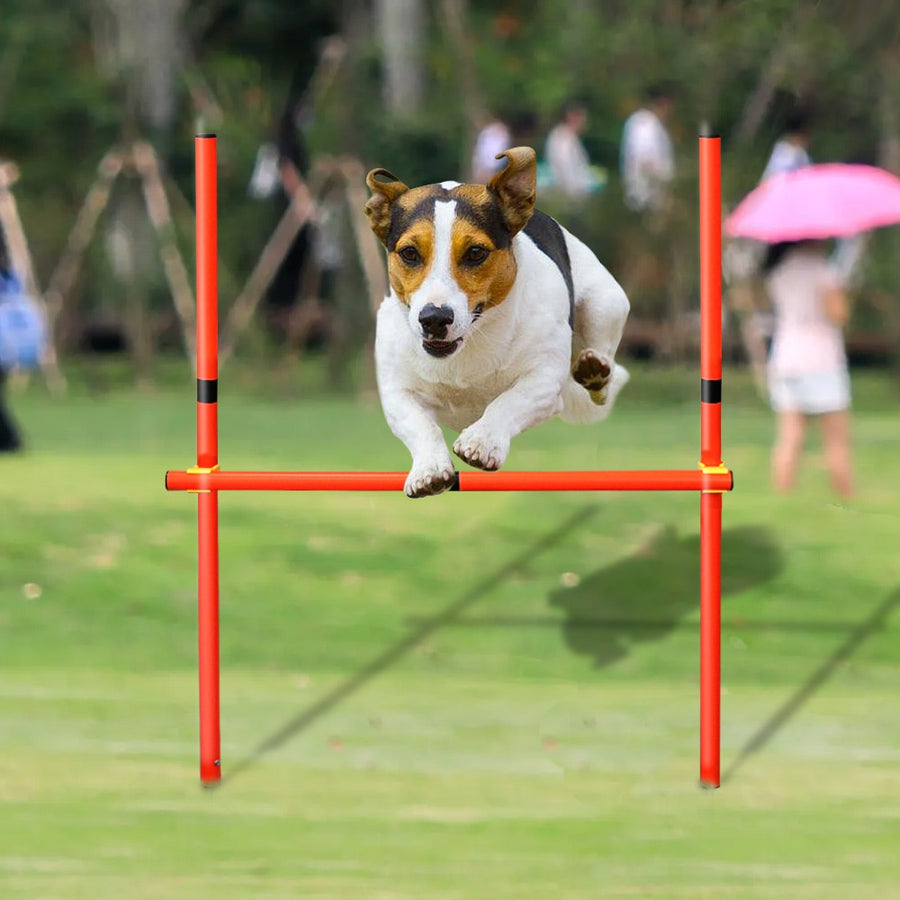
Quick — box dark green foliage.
[1,2,898,359]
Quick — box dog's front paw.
[405,458,457,498]
[572,349,612,405]
[453,426,509,471]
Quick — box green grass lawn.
[1,358,899,898]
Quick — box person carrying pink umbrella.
[759,238,854,499]
[726,162,900,499]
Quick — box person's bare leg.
[772,410,806,493]
[819,410,855,499]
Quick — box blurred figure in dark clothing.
[0,235,24,452]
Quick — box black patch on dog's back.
[523,210,575,326]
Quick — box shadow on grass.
[722,587,900,783]
[548,525,784,667]
[217,514,889,788]
[218,504,598,787]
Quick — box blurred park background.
[2,2,900,898]
[2,0,900,383]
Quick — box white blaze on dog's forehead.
[439,180,461,190]
[431,200,457,282]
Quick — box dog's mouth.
[422,337,463,358]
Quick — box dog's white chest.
[376,244,572,431]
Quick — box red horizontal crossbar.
[166,468,733,493]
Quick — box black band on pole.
[197,378,218,404]
[449,472,461,492]
[701,378,722,404]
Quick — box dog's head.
[365,147,536,359]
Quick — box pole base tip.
[200,759,222,787]
[698,778,720,791]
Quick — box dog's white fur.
[369,155,630,498]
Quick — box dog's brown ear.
[365,168,409,245]
[487,147,536,236]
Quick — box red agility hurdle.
[166,133,732,787]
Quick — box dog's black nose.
[418,303,454,337]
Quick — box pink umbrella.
[725,163,900,242]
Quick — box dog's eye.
[462,245,489,266]
[397,246,422,266]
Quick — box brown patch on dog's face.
[385,200,436,304]
[447,186,517,312]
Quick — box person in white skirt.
[763,240,854,499]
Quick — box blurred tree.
[374,0,426,117]
[91,0,188,150]
[84,0,190,382]
[0,2,119,277]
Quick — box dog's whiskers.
[465,321,507,361]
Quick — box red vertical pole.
[698,133,723,789]
[195,134,221,785]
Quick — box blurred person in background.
[0,236,24,453]
[545,98,597,204]
[762,240,854,499]
[620,83,676,215]
[618,83,689,358]
[248,70,344,362]
[471,113,512,183]
[471,108,538,183]
[761,104,867,326]
[761,105,812,181]
[256,96,316,316]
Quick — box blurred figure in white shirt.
[471,109,538,183]
[620,84,676,213]
[545,99,596,203]
[761,106,812,181]
[618,83,689,358]
[471,116,512,184]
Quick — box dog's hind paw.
[453,427,509,471]
[405,461,457,498]
[572,349,612,405]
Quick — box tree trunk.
[94,0,187,146]
[89,0,188,382]
[374,0,426,118]
[438,0,482,178]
